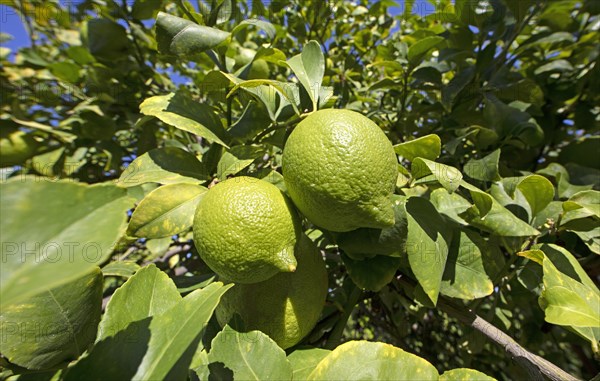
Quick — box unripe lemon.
[193,176,301,284]
[282,109,397,232]
[216,234,328,349]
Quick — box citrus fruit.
[282,109,398,232]
[0,126,40,167]
[193,176,301,284]
[215,234,328,349]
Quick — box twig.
[397,275,581,381]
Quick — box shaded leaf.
[287,348,330,381]
[464,149,501,182]
[408,36,444,65]
[406,197,452,305]
[412,158,462,192]
[0,178,133,308]
[342,254,401,292]
[102,261,141,278]
[0,269,103,370]
[156,12,230,56]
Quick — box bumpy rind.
[193,176,300,284]
[282,109,397,232]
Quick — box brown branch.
[397,275,581,381]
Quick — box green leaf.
[406,197,452,305]
[563,190,600,220]
[0,178,133,308]
[118,147,208,187]
[156,12,230,56]
[441,230,494,300]
[534,59,574,76]
[101,261,141,278]
[66,282,232,381]
[97,264,182,341]
[516,175,555,218]
[542,286,600,327]
[83,19,130,60]
[286,40,324,111]
[232,19,276,40]
[132,0,164,20]
[0,269,103,370]
[460,181,493,217]
[483,96,543,145]
[140,92,229,147]
[440,368,497,381]
[128,183,207,238]
[217,145,263,180]
[207,325,293,380]
[337,198,408,259]
[287,348,330,381]
[430,189,472,225]
[558,136,600,170]
[393,134,441,161]
[407,36,444,65]
[462,197,540,237]
[48,62,81,83]
[412,158,462,192]
[442,67,475,110]
[464,149,501,182]
[342,254,401,292]
[308,341,438,380]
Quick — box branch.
[396,275,581,381]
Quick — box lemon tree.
[1,1,598,381]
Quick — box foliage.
[1,0,599,380]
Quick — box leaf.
[216,146,262,180]
[440,368,497,381]
[232,19,276,40]
[128,183,207,238]
[286,40,324,111]
[412,158,462,192]
[97,264,182,341]
[542,286,600,327]
[0,178,133,308]
[441,230,494,300]
[558,136,600,170]
[140,92,228,147]
[563,190,600,220]
[407,36,444,65]
[534,59,574,75]
[118,147,208,187]
[462,197,540,237]
[132,0,164,20]
[483,95,543,145]
[342,254,401,292]
[442,67,475,110]
[517,249,545,265]
[308,341,438,380]
[430,189,472,225]
[0,269,103,370]
[102,261,141,278]
[516,175,555,218]
[287,348,330,381]
[83,19,130,60]
[207,325,293,380]
[66,282,232,381]
[406,197,452,305]
[394,134,441,161]
[460,181,493,217]
[155,12,230,56]
[464,149,501,182]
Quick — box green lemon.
[0,127,40,167]
[282,109,398,232]
[248,59,270,79]
[193,176,301,284]
[216,234,328,349]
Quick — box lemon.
[193,176,301,284]
[282,109,397,232]
[0,127,40,167]
[216,234,328,349]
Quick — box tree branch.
[397,275,581,381]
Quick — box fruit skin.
[215,234,328,349]
[0,127,40,167]
[193,176,301,284]
[282,109,397,232]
